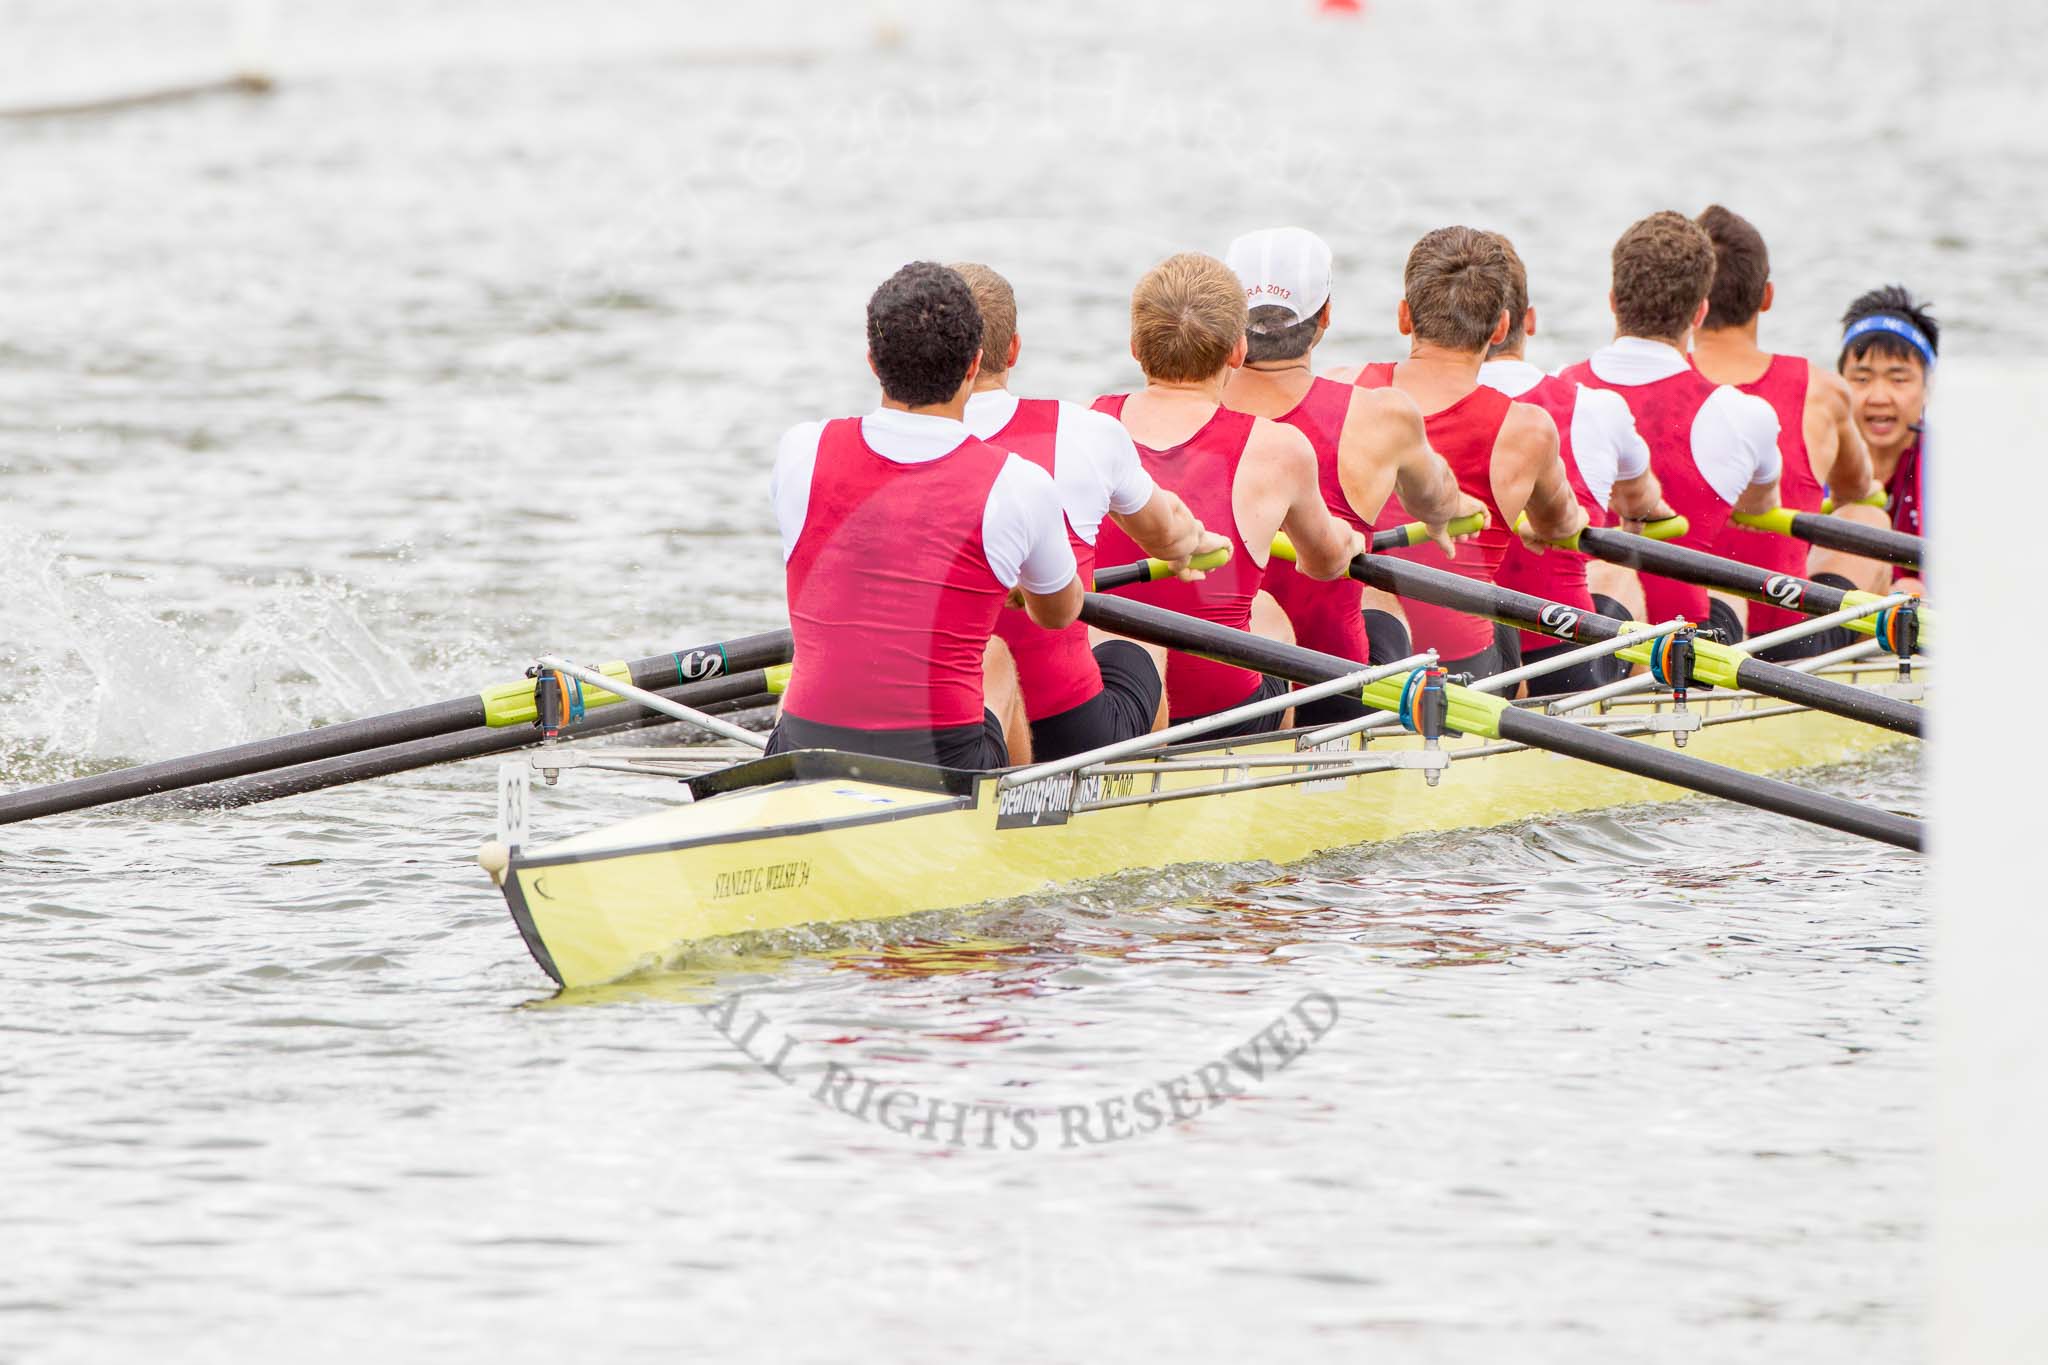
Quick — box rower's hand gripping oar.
[1368,511,1489,554]
[1729,506,1923,570]
[1271,534,1925,738]
[1077,591,1923,852]
[1517,514,1935,649]
[1090,543,1234,592]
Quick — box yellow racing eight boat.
[482,649,1921,990]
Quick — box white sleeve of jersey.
[983,455,1079,594]
[770,420,827,563]
[1691,386,1784,504]
[1569,386,1648,509]
[1063,403,1156,517]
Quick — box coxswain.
[1691,205,1889,655]
[1093,252,1366,736]
[949,261,1223,763]
[1477,231,1673,694]
[1218,226,1481,724]
[1329,226,1589,677]
[768,262,1081,770]
[1556,211,1781,644]
[1837,285,1935,597]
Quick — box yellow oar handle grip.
[1147,543,1234,581]
[765,663,792,695]
[1731,508,1797,536]
[1416,511,1489,545]
[1510,511,1581,552]
[1270,532,1299,564]
[1818,489,1890,513]
[1642,514,1689,541]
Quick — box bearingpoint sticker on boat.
[995,771,1138,829]
[712,859,813,899]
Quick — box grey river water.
[1,0,2020,1359]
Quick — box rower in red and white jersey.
[1555,211,1782,644]
[1690,206,1887,656]
[948,263,1221,763]
[1835,284,1936,598]
[1217,226,1480,725]
[1093,252,1365,736]
[1328,227,1588,678]
[769,262,1081,770]
[1476,231,1672,696]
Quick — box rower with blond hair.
[1094,251,1365,737]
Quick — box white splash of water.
[0,528,425,779]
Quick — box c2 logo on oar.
[1539,603,1583,638]
[1763,575,1806,609]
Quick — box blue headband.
[1841,313,1936,369]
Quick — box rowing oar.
[1730,507,1923,570]
[1090,514,1495,594]
[144,672,785,813]
[1549,523,1937,648]
[0,630,793,825]
[1078,593,1922,852]
[1289,540,1925,738]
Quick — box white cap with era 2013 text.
[1225,227,1333,330]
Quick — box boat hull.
[496,688,1915,988]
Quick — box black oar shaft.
[1754,513,1922,569]
[1348,552,1923,739]
[1490,707,1920,850]
[0,631,793,826]
[1081,593,1922,852]
[145,673,781,812]
[1576,528,1860,616]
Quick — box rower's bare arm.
[1813,366,1878,505]
[1260,421,1364,581]
[1021,577,1083,630]
[1607,468,1673,529]
[1339,388,1477,556]
[1321,363,1361,385]
[1378,398,1486,555]
[1496,405,1586,553]
[1107,488,1227,581]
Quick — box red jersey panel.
[1259,376,1372,663]
[1717,354,1818,636]
[1494,375,1606,653]
[1354,362,1512,660]
[986,398,1103,720]
[1092,396,1267,718]
[782,417,1010,730]
[1557,360,1728,627]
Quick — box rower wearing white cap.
[1093,252,1365,738]
[1219,226,1481,725]
[950,262,1225,763]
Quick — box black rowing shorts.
[767,708,1008,771]
[1288,610,1418,728]
[1169,672,1292,740]
[1027,641,1164,762]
